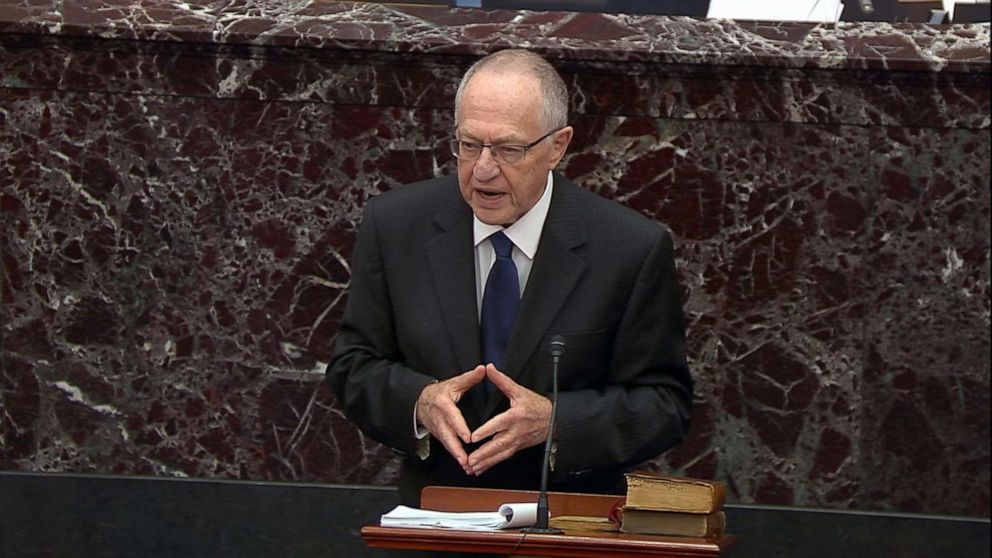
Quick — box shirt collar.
[473,171,554,259]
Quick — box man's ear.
[548,126,574,168]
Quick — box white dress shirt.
[472,170,554,311]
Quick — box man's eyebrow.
[456,130,525,144]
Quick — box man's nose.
[473,147,501,181]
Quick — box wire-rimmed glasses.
[448,128,562,165]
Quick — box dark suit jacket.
[328,173,692,505]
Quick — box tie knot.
[490,231,514,258]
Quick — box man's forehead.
[457,73,544,137]
[466,68,539,96]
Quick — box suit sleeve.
[551,229,693,482]
[326,198,436,456]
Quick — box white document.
[380,503,538,531]
[708,0,844,22]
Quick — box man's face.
[455,70,573,226]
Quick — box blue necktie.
[480,231,520,375]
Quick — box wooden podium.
[361,486,736,557]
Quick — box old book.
[624,472,726,514]
[620,509,726,538]
[547,515,619,532]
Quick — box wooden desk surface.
[362,525,734,557]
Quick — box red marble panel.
[860,126,990,514]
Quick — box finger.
[484,364,521,397]
[433,424,469,466]
[424,397,472,464]
[419,381,474,444]
[434,397,474,444]
[449,365,487,393]
[467,437,518,475]
[472,396,552,446]
[470,412,507,444]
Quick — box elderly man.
[328,49,692,506]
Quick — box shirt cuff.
[413,396,431,460]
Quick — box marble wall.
[1,1,989,516]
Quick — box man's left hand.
[466,363,552,476]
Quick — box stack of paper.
[380,503,537,531]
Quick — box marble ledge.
[0,0,989,74]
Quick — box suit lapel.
[426,188,481,375]
[486,175,587,416]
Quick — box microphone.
[550,335,565,360]
[523,334,565,534]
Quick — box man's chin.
[472,205,515,227]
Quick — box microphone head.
[550,335,566,358]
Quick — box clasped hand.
[415,363,551,476]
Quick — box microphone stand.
[523,336,564,534]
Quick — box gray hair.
[454,49,569,131]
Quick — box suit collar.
[432,178,472,232]
[542,172,587,250]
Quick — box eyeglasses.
[448,128,562,165]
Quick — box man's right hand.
[416,365,486,474]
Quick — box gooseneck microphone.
[523,334,565,534]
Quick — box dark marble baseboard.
[1,472,988,558]
[1,1,989,518]
[0,472,408,558]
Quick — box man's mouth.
[477,189,505,201]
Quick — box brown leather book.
[620,509,727,538]
[547,515,620,532]
[624,472,727,514]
